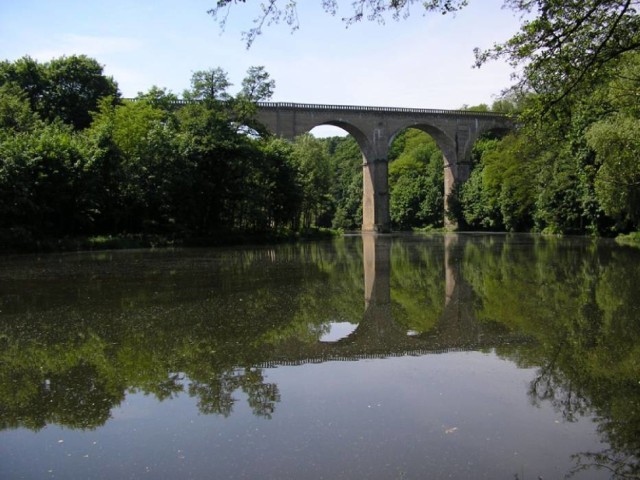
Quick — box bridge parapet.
[127,97,512,120]
[256,101,512,120]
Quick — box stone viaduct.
[255,102,513,232]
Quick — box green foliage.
[615,231,640,247]
[240,65,275,101]
[86,97,181,233]
[209,0,468,47]
[184,67,232,102]
[587,114,640,229]
[456,48,640,236]
[45,55,120,129]
[0,83,40,134]
[323,135,362,231]
[0,57,308,245]
[388,129,444,230]
[460,166,502,231]
[0,55,119,130]
[476,0,640,107]
[291,134,335,229]
[135,85,180,111]
[0,121,97,237]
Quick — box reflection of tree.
[0,242,364,430]
[465,235,640,478]
[0,362,123,431]
[569,449,639,479]
[528,343,592,423]
[189,368,280,419]
[389,235,445,334]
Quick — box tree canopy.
[475,0,640,106]
[209,0,468,47]
[0,55,119,130]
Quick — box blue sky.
[1,1,521,111]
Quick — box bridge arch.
[255,102,513,231]
[308,120,371,155]
[388,123,459,226]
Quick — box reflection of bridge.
[259,234,529,367]
[256,103,513,231]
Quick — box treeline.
[0,56,365,249]
[0,54,447,250]
[0,56,316,248]
[451,52,640,236]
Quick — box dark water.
[1,233,639,479]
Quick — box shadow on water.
[0,233,639,477]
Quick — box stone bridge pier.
[255,102,512,232]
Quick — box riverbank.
[0,228,340,254]
[615,232,640,247]
[3,227,639,254]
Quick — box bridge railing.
[124,98,510,119]
[256,101,509,118]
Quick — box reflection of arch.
[339,233,507,349]
[262,234,529,365]
[255,103,513,231]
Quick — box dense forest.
[0,54,446,249]
[1,0,639,249]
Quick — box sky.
[1,0,522,134]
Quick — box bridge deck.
[128,98,510,119]
[256,101,510,118]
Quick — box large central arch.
[255,102,513,231]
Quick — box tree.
[135,85,180,111]
[87,98,181,233]
[0,121,96,236]
[0,57,47,113]
[209,0,469,47]
[0,55,119,130]
[258,138,303,229]
[184,67,232,102]
[0,83,40,134]
[475,0,640,108]
[388,129,444,230]
[45,55,120,129]
[240,66,275,101]
[323,135,362,230]
[291,134,334,229]
[232,66,276,135]
[586,114,640,230]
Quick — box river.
[1,233,638,479]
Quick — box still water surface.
[1,233,639,479]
